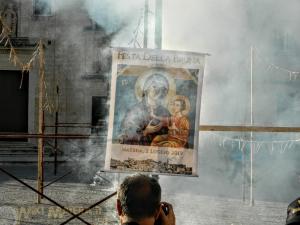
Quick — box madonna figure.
[119,73,171,146]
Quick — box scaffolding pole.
[54,85,59,175]
[37,40,45,203]
[250,46,254,206]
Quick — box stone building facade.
[0,0,112,160]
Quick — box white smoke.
[27,0,300,209]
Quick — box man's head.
[117,174,161,222]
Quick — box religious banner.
[105,47,206,176]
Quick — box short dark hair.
[118,174,161,220]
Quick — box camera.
[161,204,169,216]
[154,203,169,225]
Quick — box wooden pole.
[1,124,300,140]
[41,110,45,199]
[0,133,92,139]
[242,147,246,202]
[151,0,163,182]
[54,85,59,175]
[37,40,45,203]
[198,125,300,132]
[54,111,58,175]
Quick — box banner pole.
[143,0,149,48]
[155,0,162,49]
[250,46,254,206]
[242,146,246,202]
[152,0,163,182]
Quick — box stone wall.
[0,0,110,158]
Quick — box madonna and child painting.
[105,48,206,176]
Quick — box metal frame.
[0,111,116,224]
[0,166,117,225]
[0,167,92,225]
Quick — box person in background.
[116,174,175,225]
[286,197,300,225]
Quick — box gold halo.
[168,95,191,116]
[135,69,176,107]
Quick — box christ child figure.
[150,95,190,148]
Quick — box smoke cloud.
[17,0,300,222]
[160,0,300,206]
[46,0,300,205]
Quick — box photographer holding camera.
[116,174,176,225]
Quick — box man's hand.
[159,202,175,225]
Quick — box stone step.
[0,141,104,163]
[0,149,35,152]
[0,141,35,145]
[0,141,37,147]
[0,142,56,151]
[0,155,67,163]
[0,141,66,163]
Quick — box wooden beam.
[0,133,92,139]
[37,40,45,204]
[199,125,300,132]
